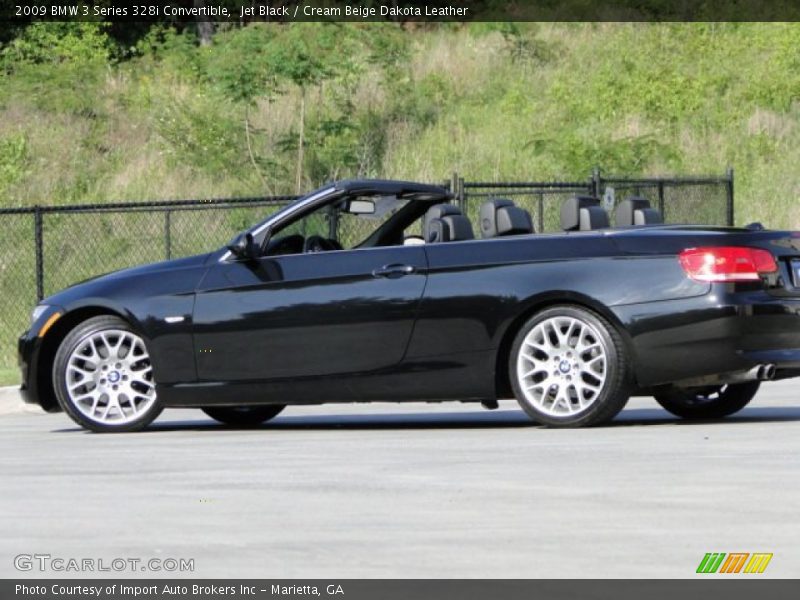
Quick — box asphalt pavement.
[0,381,798,578]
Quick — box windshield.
[225,183,446,258]
[248,185,336,240]
[269,194,411,252]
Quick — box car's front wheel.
[509,305,630,427]
[654,382,760,420]
[202,405,285,427]
[53,315,162,433]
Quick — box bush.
[0,22,111,72]
[0,133,29,196]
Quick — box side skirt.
[157,352,496,407]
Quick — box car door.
[192,246,427,382]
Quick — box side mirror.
[227,232,259,261]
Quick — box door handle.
[372,264,416,278]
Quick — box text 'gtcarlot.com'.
[14,553,194,572]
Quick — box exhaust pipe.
[720,364,777,384]
[666,364,778,387]
[756,364,777,381]
[741,364,777,382]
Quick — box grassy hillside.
[1,22,799,226]
[1,22,800,384]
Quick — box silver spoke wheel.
[64,329,156,425]
[516,315,608,417]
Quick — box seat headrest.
[425,203,462,222]
[498,206,534,236]
[634,207,663,225]
[615,197,663,226]
[580,206,610,230]
[561,196,609,231]
[479,199,534,238]
[424,204,463,243]
[443,215,475,241]
[426,215,475,243]
[479,199,514,237]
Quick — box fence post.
[34,206,44,302]
[657,180,665,219]
[726,167,735,226]
[457,176,466,212]
[591,167,601,197]
[164,210,172,260]
[537,192,544,233]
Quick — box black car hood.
[43,252,214,305]
[92,252,213,282]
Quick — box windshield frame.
[220,185,339,262]
[219,181,452,262]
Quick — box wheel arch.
[35,306,135,412]
[493,292,636,400]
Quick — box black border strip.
[3,579,800,600]
[3,1,800,23]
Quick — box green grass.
[0,368,20,387]
[2,23,799,225]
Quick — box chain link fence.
[459,181,591,233]
[456,169,734,232]
[0,211,38,378]
[0,197,297,376]
[0,170,733,377]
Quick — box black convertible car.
[18,179,800,432]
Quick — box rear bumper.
[739,349,800,370]
[614,287,800,387]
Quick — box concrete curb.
[0,385,43,416]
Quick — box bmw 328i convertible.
[18,179,800,432]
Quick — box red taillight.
[678,247,778,282]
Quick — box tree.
[206,23,356,192]
[268,25,338,193]
[206,25,281,192]
[193,0,215,46]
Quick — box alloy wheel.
[64,329,157,425]
[516,315,608,417]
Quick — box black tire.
[53,315,162,433]
[509,305,631,427]
[202,405,286,427]
[654,382,760,420]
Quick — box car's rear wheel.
[654,382,760,419]
[202,405,285,426]
[53,316,162,433]
[509,305,630,427]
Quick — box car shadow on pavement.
[616,406,800,427]
[50,404,800,433]
[118,410,540,432]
